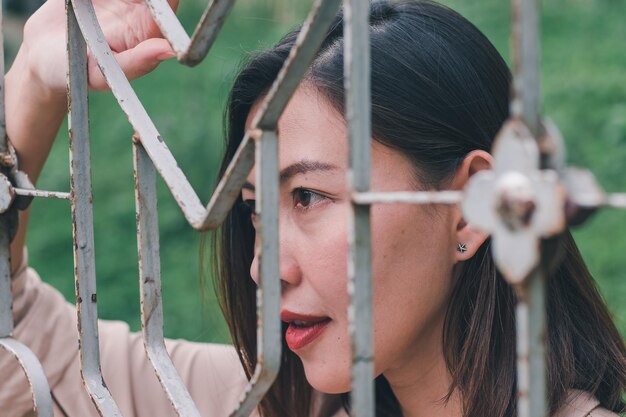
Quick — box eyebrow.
[242,160,339,191]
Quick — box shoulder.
[554,390,621,417]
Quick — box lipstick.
[281,311,331,350]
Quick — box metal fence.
[0,0,624,416]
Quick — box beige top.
[0,254,618,417]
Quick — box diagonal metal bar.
[228,130,281,417]
[133,138,201,417]
[143,0,191,56]
[71,0,206,229]
[344,0,375,416]
[251,0,343,130]
[143,0,235,67]
[181,0,236,66]
[0,338,53,417]
[70,0,341,233]
[67,2,123,415]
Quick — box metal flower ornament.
[462,119,567,284]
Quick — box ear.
[449,150,492,262]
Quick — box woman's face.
[242,85,460,393]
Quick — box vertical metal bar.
[133,139,201,417]
[511,0,541,136]
[0,0,11,338]
[0,7,53,416]
[229,130,281,417]
[67,2,123,415]
[344,0,374,416]
[515,270,547,417]
[0,2,7,157]
[511,0,547,416]
[0,220,12,338]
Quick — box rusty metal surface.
[134,140,201,417]
[0,338,53,417]
[344,0,375,415]
[67,2,123,415]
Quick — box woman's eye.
[241,199,257,222]
[292,188,327,210]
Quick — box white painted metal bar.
[344,1,375,416]
[134,139,201,417]
[0,213,13,338]
[67,1,124,415]
[0,338,53,417]
[510,0,547,416]
[511,0,541,136]
[252,0,343,130]
[352,191,463,205]
[143,0,191,56]
[71,0,207,230]
[228,130,281,417]
[0,0,12,340]
[142,0,236,66]
[13,188,71,200]
[69,0,341,232]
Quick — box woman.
[2,0,625,416]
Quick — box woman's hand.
[6,0,179,274]
[20,0,178,95]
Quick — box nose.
[249,232,302,288]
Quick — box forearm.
[5,45,68,274]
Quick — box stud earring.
[457,243,467,253]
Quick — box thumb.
[88,38,176,91]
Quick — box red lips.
[281,310,331,350]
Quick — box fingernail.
[157,51,177,61]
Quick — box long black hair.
[211,1,626,416]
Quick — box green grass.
[23,0,626,342]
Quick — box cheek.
[369,205,456,371]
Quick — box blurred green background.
[8,0,625,344]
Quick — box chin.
[302,362,351,394]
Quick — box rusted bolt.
[0,174,15,213]
[496,172,536,231]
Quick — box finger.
[88,38,175,91]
